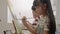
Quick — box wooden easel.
[6,0,19,34]
[12,20,18,34]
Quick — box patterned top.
[37,15,50,34]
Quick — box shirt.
[37,15,50,34]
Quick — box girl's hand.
[22,16,27,23]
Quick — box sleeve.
[44,17,50,31]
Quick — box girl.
[22,0,56,34]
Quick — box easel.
[6,0,18,34]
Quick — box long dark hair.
[32,0,56,34]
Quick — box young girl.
[22,0,56,34]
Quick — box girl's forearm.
[22,21,37,34]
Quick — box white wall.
[0,0,7,34]
[56,0,60,33]
[56,0,60,24]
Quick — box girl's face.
[32,5,42,18]
[32,3,47,18]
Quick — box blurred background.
[0,0,60,34]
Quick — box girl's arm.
[22,16,37,34]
